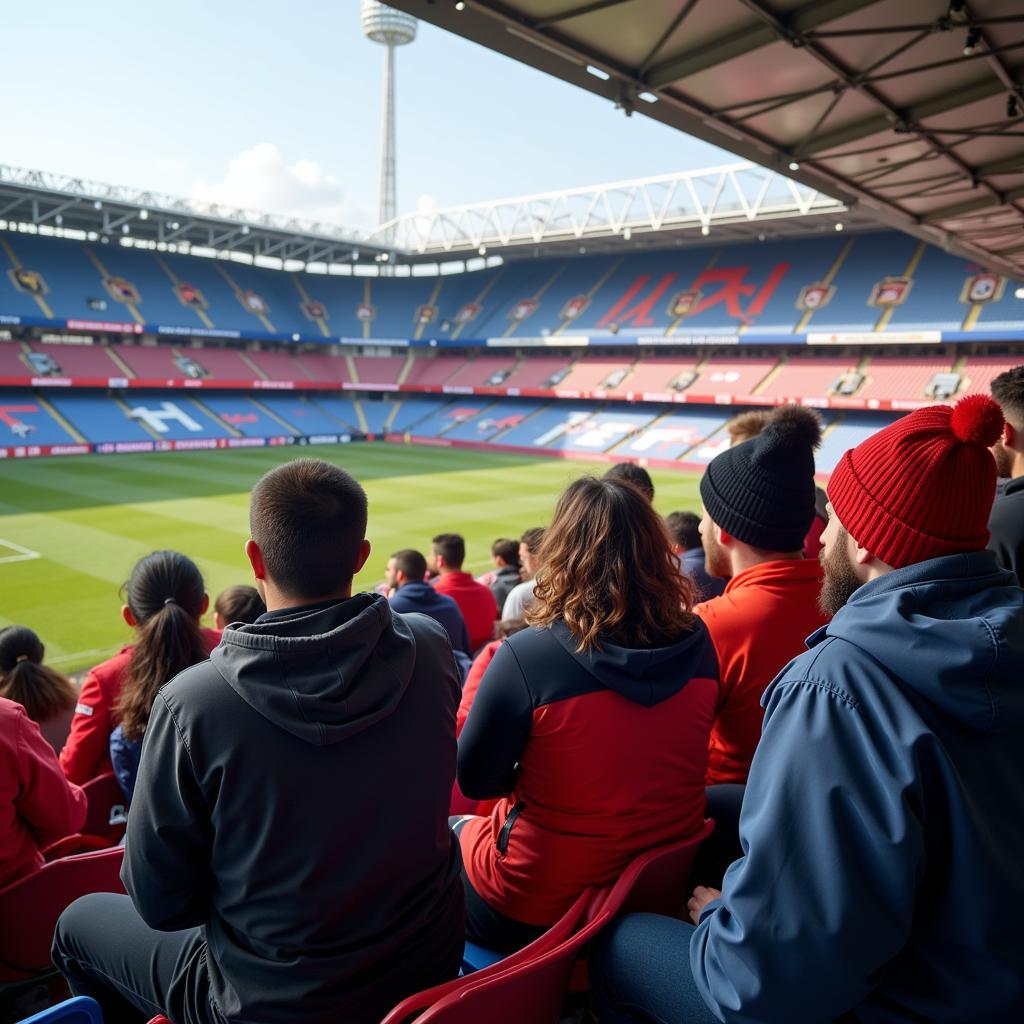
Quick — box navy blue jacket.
[988,474,1024,586]
[691,551,1024,1023]
[390,581,472,657]
[108,724,142,803]
[682,548,726,601]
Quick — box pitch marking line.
[0,538,41,564]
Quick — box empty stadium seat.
[443,357,518,389]
[80,772,128,845]
[402,355,467,388]
[856,356,952,402]
[960,355,1021,396]
[0,848,125,980]
[353,355,406,387]
[16,996,103,1024]
[555,358,633,394]
[695,358,776,397]
[756,356,857,400]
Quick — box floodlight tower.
[361,1,417,243]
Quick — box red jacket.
[457,621,718,927]
[60,627,221,784]
[0,698,87,889]
[432,572,498,653]
[457,640,501,736]
[697,559,829,785]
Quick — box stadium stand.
[439,400,544,442]
[401,355,467,388]
[389,396,447,433]
[0,392,79,445]
[555,357,634,394]
[0,343,31,377]
[959,355,1023,396]
[755,356,859,401]
[292,351,351,384]
[498,356,572,391]
[612,409,729,461]
[184,347,260,381]
[552,407,660,452]
[252,395,352,436]
[359,398,396,434]
[47,394,155,444]
[700,358,777,397]
[441,355,519,389]
[24,342,120,379]
[307,395,364,432]
[352,355,406,388]
[192,394,292,438]
[109,344,183,380]
[855,355,953,402]
[619,357,700,397]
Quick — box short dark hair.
[432,533,465,568]
[491,538,521,568]
[250,459,368,599]
[604,462,654,501]
[665,511,702,550]
[991,365,1024,430]
[520,527,546,554]
[215,585,266,625]
[392,548,427,582]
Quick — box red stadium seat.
[414,899,618,1024]
[81,772,128,845]
[0,848,125,980]
[462,819,715,975]
[380,887,596,1024]
[40,834,112,862]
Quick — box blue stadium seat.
[15,996,103,1024]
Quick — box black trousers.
[51,893,219,1024]
[449,815,546,955]
[691,784,746,889]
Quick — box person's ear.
[245,539,266,581]
[200,592,210,616]
[214,610,226,630]
[353,538,371,576]
[718,526,733,547]
[1006,420,1019,450]
[121,604,137,628]
[854,543,874,566]
[395,569,407,586]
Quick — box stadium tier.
[4,229,1024,343]
[0,388,903,472]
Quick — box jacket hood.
[211,593,416,745]
[547,619,716,707]
[813,550,1024,732]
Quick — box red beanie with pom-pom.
[827,394,1004,568]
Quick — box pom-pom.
[950,394,1004,447]
[766,405,823,449]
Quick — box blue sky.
[3,0,734,231]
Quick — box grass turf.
[0,442,703,674]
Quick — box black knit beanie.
[700,406,823,551]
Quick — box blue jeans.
[590,914,720,1024]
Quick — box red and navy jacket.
[457,619,719,927]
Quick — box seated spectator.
[456,618,527,736]
[501,526,545,619]
[213,584,265,628]
[387,548,472,658]
[988,365,1024,584]
[485,538,522,611]
[0,696,86,889]
[107,552,212,803]
[698,406,829,788]
[431,532,499,653]
[59,553,221,785]
[53,458,463,1024]
[724,409,771,446]
[0,625,77,755]
[604,461,654,501]
[455,475,718,954]
[726,407,828,557]
[665,511,726,601]
[592,395,1024,1024]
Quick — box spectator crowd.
[1,366,1023,1024]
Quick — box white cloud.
[190,144,372,230]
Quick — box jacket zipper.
[497,802,525,856]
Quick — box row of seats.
[0,389,900,471]
[2,341,1018,402]
[4,229,1024,337]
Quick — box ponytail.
[115,551,208,742]
[0,625,76,723]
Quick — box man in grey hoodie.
[53,458,465,1024]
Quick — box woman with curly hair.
[455,475,720,952]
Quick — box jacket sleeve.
[456,641,500,736]
[690,669,923,1024]
[59,669,111,784]
[457,639,533,799]
[122,691,210,931]
[15,706,87,845]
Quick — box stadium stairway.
[189,398,245,439]
[34,395,87,443]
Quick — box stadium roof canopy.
[367,162,882,255]
[385,0,1024,280]
[0,164,388,268]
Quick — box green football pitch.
[0,444,703,675]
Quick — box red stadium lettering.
[597,273,678,328]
